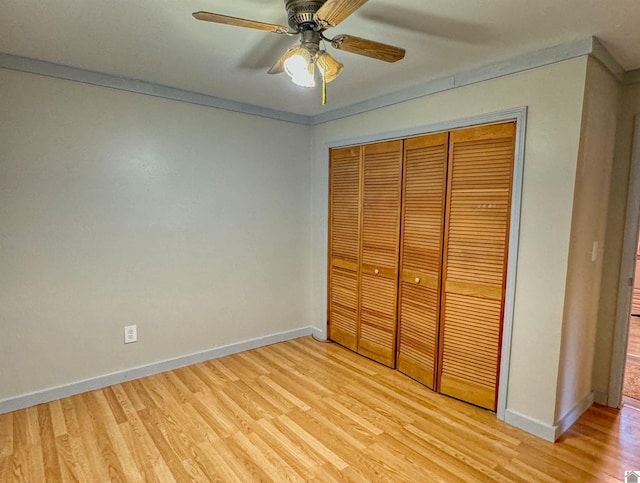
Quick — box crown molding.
[312,37,623,125]
[309,76,455,125]
[0,53,309,125]
[0,36,630,126]
[454,37,596,87]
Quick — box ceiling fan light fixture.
[283,47,316,88]
[193,0,407,102]
[315,51,344,83]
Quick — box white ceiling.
[1,0,639,116]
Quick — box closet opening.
[326,113,525,416]
[625,251,640,408]
[613,115,640,409]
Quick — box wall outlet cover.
[124,325,137,344]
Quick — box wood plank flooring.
[624,315,640,401]
[1,336,639,482]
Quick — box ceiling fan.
[193,0,406,104]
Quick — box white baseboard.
[311,325,327,340]
[553,392,594,440]
[504,409,558,442]
[505,392,595,442]
[593,389,609,406]
[0,326,318,415]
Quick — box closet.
[327,122,516,411]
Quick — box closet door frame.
[322,107,528,421]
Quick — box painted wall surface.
[593,82,640,400]
[310,58,588,425]
[0,69,311,401]
[555,58,620,421]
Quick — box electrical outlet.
[124,325,137,344]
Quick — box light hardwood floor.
[1,336,639,482]
[624,316,640,401]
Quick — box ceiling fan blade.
[268,46,298,75]
[331,35,405,62]
[192,11,290,34]
[315,0,368,28]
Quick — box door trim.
[609,114,640,407]
[321,107,528,421]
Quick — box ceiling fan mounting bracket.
[284,0,327,31]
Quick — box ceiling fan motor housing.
[284,0,327,30]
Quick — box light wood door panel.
[359,273,398,366]
[440,293,503,409]
[328,146,361,351]
[438,123,516,411]
[329,266,359,349]
[329,146,361,264]
[397,132,449,389]
[357,140,403,367]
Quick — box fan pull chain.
[322,73,327,105]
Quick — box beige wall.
[310,58,588,426]
[593,82,640,400]
[0,68,312,401]
[556,58,621,421]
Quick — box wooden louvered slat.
[329,267,358,350]
[357,140,403,367]
[328,146,361,351]
[330,147,361,263]
[440,294,502,406]
[397,133,449,389]
[397,282,440,387]
[438,122,515,411]
[359,273,397,366]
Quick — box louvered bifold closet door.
[358,140,404,367]
[328,146,362,351]
[397,132,449,389]
[438,123,516,411]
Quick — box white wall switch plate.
[124,325,137,344]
